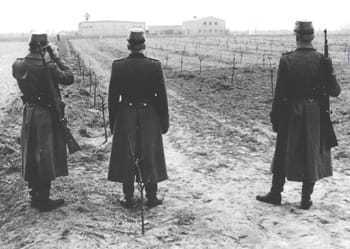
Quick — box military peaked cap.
[29,33,49,48]
[127,28,146,51]
[294,21,314,34]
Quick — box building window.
[209,22,212,25]
[203,22,207,25]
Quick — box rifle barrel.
[324,29,328,58]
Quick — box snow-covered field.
[1,39,349,249]
[0,42,26,116]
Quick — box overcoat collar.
[128,52,146,59]
[296,43,315,51]
[25,52,43,60]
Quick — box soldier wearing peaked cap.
[256,21,341,209]
[12,33,74,212]
[108,29,169,208]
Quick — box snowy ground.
[0,42,26,120]
[0,40,349,249]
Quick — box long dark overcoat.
[271,47,341,182]
[108,52,169,184]
[12,53,74,182]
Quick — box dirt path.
[0,40,349,249]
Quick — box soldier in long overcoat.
[12,34,74,211]
[108,29,169,208]
[256,22,341,209]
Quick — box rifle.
[128,132,145,235]
[320,29,338,147]
[39,47,81,154]
[324,29,329,58]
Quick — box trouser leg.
[299,181,315,210]
[37,181,51,202]
[30,179,53,210]
[270,171,286,194]
[145,183,158,200]
[145,183,162,208]
[28,180,40,202]
[120,179,136,208]
[122,180,135,199]
[34,181,64,212]
[28,163,44,202]
[256,168,285,205]
[302,181,315,201]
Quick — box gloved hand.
[160,118,169,134]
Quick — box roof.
[183,16,225,24]
[148,25,182,29]
[79,20,145,25]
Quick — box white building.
[148,25,183,35]
[78,20,146,37]
[182,16,226,35]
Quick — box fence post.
[231,54,236,85]
[262,54,266,68]
[198,55,204,75]
[240,49,244,64]
[93,74,98,108]
[165,54,169,68]
[180,54,184,72]
[89,71,93,94]
[78,55,81,75]
[82,66,85,83]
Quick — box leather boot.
[256,173,285,205]
[145,183,163,208]
[120,196,137,209]
[120,182,136,209]
[33,183,64,212]
[256,192,282,205]
[299,181,314,210]
[37,198,65,212]
[146,197,163,208]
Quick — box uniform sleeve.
[155,62,169,134]
[323,57,341,97]
[12,59,24,79]
[108,62,121,133]
[49,60,74,86]
[270,56,288,132]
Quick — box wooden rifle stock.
[321,29,338,147]
[39,49,81,154]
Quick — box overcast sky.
[0,0,349,33]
